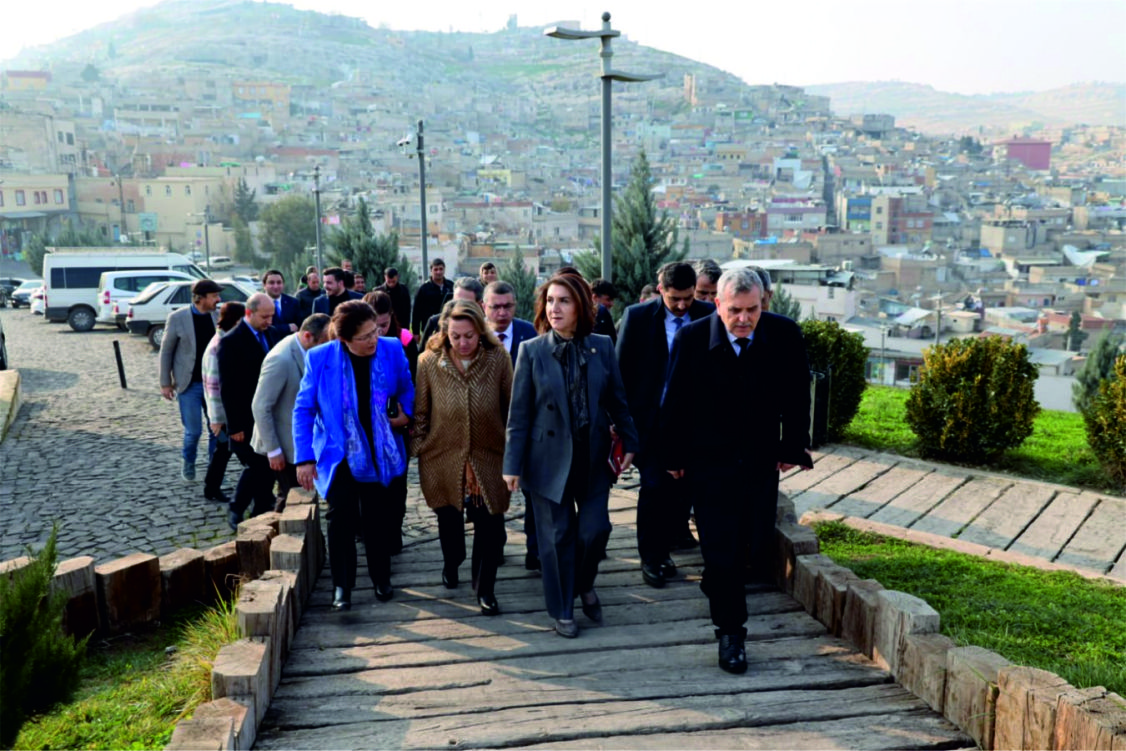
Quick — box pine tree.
[232,178,259,223]
[770,283,803,321]
[500,245,537,320]
[1072,330,1126,415]
[328,198,417,293]
[1066,310,1088,352]
[574,150,688,309]
[231,216,254,264]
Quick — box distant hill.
[805,81,1126,134]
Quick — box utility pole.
[547,13,661,282]
[203,204,211,271]
[417,120,428,273]
[313,165,324,274]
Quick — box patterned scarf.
[340,346,406,485]
[550,330,590,433]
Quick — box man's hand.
[503,474,520,492]
[210,422,224,437]
[297,463,317,491]
[778,450,814,472]
[620,452,635,473]
[289,323,299,332]
[230,431,246,443]
[161,386,175,401]
[268,454,286,472]
[667,469,685,479]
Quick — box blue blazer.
[505,318,538,367]
[293,338,415,496]
[269,293,303,337]
[503,333,639,504]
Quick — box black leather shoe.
[478,594,500,616]
[671,531,699,551]
[580,591,602,623]
[641,561,666,588]
[204,488,231,504]
[659,557,677,579]
[442,565,459,589]
[554,618,578,638]
[524,553,541,571]
[374,582,394,602]
[331,587,351,610]
[718,633,747,674]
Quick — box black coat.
[218,320,280,438]
[376,282,412,333]
[616,296,715,457]
[295,286,322,321]
[411,279,453,335]
[660,312,811,473]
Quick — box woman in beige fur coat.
[411,299,513,615]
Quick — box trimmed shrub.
[905,336,1040,462]
[1083,354,1126,491]
[800,319,868,441]
[0,525,88,747]
[1072,330,1125,416]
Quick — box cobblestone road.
[0,306,491,564]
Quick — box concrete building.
[0,174,73,255]
[996,137,1051,171]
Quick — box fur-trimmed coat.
[411,344,513,515]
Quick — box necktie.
[275,298,281,320]
[498,332,507,342]
[258,331,269,352]
[673,316,684,330]
[736,337,751,358]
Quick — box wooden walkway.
[783,446,1126,580]
[256,485,972,750]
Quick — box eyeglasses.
[351,329,379,343]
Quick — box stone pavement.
[0,307,493,564]
[783,445,1126,581]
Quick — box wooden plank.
[791,459,893,518]
[867,472,966,529]
[1008,491,1101,562]
[267,641,886,722]
[957,483,1057,550]
[909,477,1011,538]
[522,713,970,749]
[253,683,931,750]
[780,451,863,495]
[281,609,827,677]
[1055,497,1126,573]
[821,465,930,520]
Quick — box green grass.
[841,385,1114,493]
[14,595,240,751]
[815,521,1126,695]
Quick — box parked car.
[229,274,263,292]
[125,279,254,349]
[9,280,43,308]
[96,269,196,328]
[0,278,24,307]
[204,256,234,271]
[30,288,45,315]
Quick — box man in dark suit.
[295,266,323,321]
[590,278,618,344]
[312,267,362,317]
[484,280,539,569]
[219,293,283,530]
[411,257,453,336]
[376,267,412,332]
[616,261,715,589]
[262,269,303,337]
[661,267,812,674]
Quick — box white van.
[95,269,198,328]
[43,248,206,331]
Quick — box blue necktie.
[257,331,269,352]
[673,316,684,331]
[275,299,281,320]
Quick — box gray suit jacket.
[250,333,306,464]
[159,305,219,394]
[503,333,639,504]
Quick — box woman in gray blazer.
[503,273,639,638]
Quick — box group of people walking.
[160,256,812,674]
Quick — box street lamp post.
[400,120,429,275]
[547,13,661,283]
[187,205,212,271]
[312,165,324,274]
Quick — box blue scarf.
[340,345,405,485]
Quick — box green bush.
[1072,330,1125,416]
[0,525,88,747]
[905,336,1040,462]
[1083,354,1126,491]
[800,319,868,441]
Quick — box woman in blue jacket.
[294,300,414,610]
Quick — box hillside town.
[2,6,1125,400]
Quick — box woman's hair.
[427,299,498,353]
[331,299,376,342]
[362,290,403,336]
[217,301,245,332]
[533,273,595,336]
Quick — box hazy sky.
[3,0,1124,95]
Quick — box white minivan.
[95,270,198,328]
[43,248,206,331]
